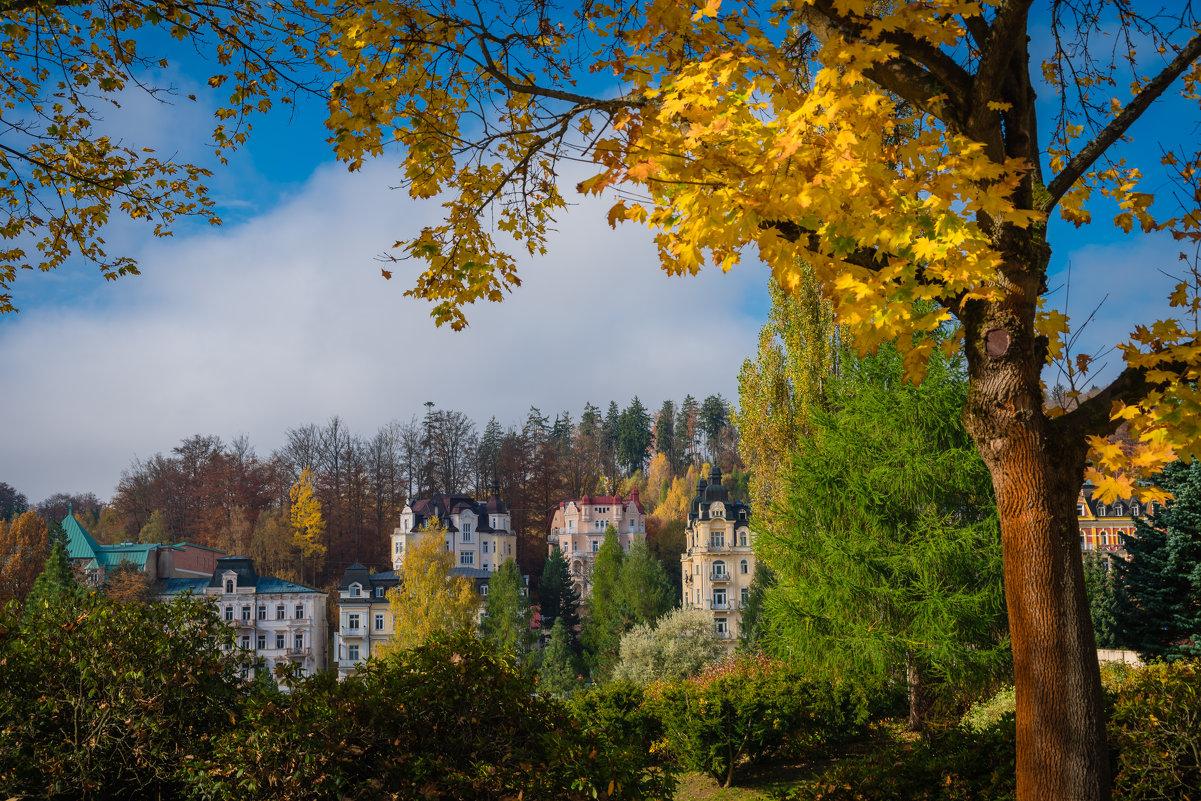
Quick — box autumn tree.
[101,562,156,605]
[317,2,1201,796]
[387,519,478,651]
[138,509,172,545]
[0,510,51,604]
[289,467,326,586]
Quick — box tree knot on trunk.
[984,328,1012,358]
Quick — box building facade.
[62,508,224,583]
[547,489,645,598]
[332,563,398,679]
[391,481,516,574]
[157,555,327,680]
[332,562,498,678]
[1077,483,1155,557]
[680,467,755,645]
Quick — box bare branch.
[1042,31,1201,212]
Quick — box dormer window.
[349,583,362,598]
[225,579,234,593]
[1131,502,1141,516]
[1096,504,1106,517]
[375,586,385,598]
[1112,503,1124,516]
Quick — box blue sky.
[0,5,1197,504]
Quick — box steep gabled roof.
[62,510,101,561]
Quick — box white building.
[391,480,516,574]
[158,555,328,681]
[547,489,645,599]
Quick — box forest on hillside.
[1,394,746,593]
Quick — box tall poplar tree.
[482,558,533,660]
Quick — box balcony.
[284,648,308,660]
[342,627,365,638]
[710,571,730,582]
[706,599,740,611]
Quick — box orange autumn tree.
[317,2,1201,799]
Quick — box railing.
[343,627,364,637]
[710,571,730,582]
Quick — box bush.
[784,722,1017,801]
[190,630,676,800]
[960,685,1015,734]
[1110,659,1201,801]
[648,654,871,788]
[570,681,664,757]
[0,593,247,800]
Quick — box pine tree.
[537,618,581,698]
[618,397,652,476]
[539,547,581,635]
[482,558,533,659]
[1114,460,1201,661]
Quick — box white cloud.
[0,158,767,502]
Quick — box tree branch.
[800,0,973,129]
[966,0,1033,151]
[1041,31,1201,212]
[1051,360,1185,444]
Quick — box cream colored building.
[680,467,755,645]
[391,480,516,574]
[547,489,645,598]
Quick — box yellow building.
[680,466,756,646]
[1076,483,1156,557]
[332,563,398,679]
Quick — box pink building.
[547,490,645,599]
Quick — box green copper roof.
[62,510,101,561]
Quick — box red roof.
[566,490,644,514]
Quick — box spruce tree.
[24,540,86,612]
[539,547,581,634]
[1114,460,1201,661]
[1082,552,1120,649]
[537,618,581,698]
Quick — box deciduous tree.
[386,519,477,651]
[317,3,1201,795]
[0,510,51,604]
[289,467,326,585]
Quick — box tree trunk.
[907,657,930,733]
[962,236,1111,801]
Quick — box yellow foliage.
[384,518,478,652]
[288,468,327,561]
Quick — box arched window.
[739,530,748,547]
[224,579,234,593]
[740,559,749,575]
[713,560,727,578]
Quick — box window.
[572,540,579,553]
[1113,503,1124,516]
[713,560,727,579]
[740,559,749,575]
[224,605,233,622]
[713,588,727,609]
[591,539,599,553]
[295,604,304,619]
[741,587,749,605]
[483,563,489,571]
[1078,503,1088,516]
[710,530,725,548]
[294,633,304,650]
[568,519,575,531]
[1131,502,1141,516]
[276,633,285,650]
[739,531,748,547]
[257,634,266,650]
[375,586,385,598]
[348,613,361,631]
[348,644,360,661]
[482,540,489,554]
[1080,534,1086,550]
[350,584,361,597]
[460,551,475,566]
[276,604,285,620]
[1096,504,1106,516]
[462,522,473,541]
[715,618,728,636]
[241,605,251,622]
[258,604,266,620]
[374,613,385,631]
[395,541,402,553]
[480,584,489,596]
[240,635,250,650]
[225,579,234,593]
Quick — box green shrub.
[190,630,676,800]
[571,681,664,756]
[960,685,1015,733]
[0,593,247,800]
[1110,659,1201,801]
[648,654,871,788]
[784,722,1017,801]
